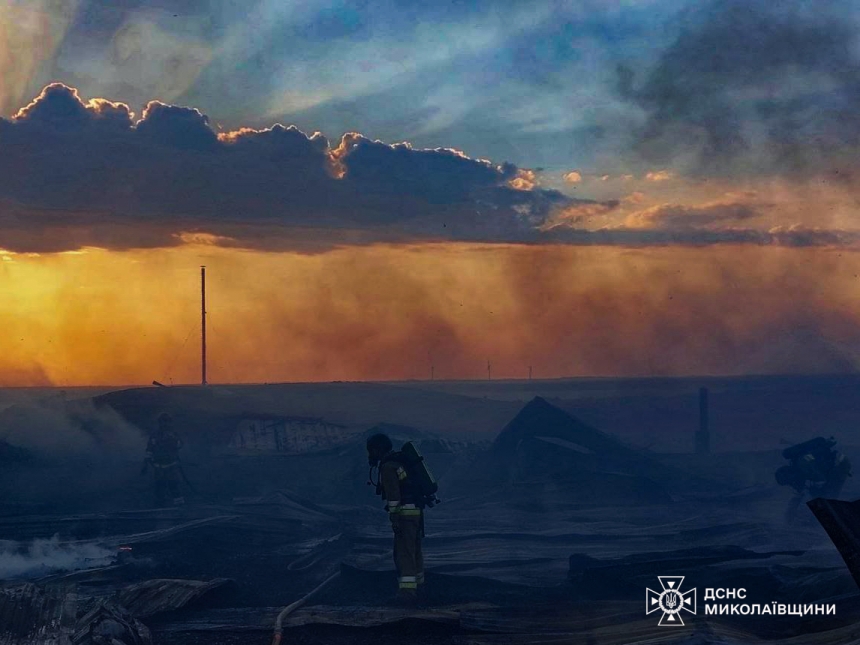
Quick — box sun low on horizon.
[2,0,860,386]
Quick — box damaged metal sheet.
[0,579,231,644]
[346,495,782,587]
[568,545,805,581]
[808,497,860,589]
[451,620,860,645]
[0,583,75,645]
[282,604,470,628]
[457,600,860,644]
[485,397,722,499]
[145,607,279,634]
[115,578,234,619]
[458,602,646,636]
[0,584,166,645]
[72,601,151,645]
[3,384,860,644]
[230,490,339,524]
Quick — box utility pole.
[528,366,532,381]
[487,359,491,381]
[431,365,435,381]
[201,266,207,386]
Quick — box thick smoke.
[1,243,856,385]
[0,397,144,458]
[621,0,860,176]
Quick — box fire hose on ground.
[271,548,391,645]
[271,569,342,645]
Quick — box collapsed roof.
[488,397,689,495]
[493,396,640,459]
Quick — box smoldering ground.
[0,535,115,580]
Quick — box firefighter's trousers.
[153,462,184,506]
[390,506,424,590]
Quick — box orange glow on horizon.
[1,242,860,386]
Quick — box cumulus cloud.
[0,84,572,252]
[13,83,134,128]
[644,170,673,182]
[563,170,582,183]
[1,83,857,253]
[508,169,538,191]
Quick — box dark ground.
[1,375,860,644]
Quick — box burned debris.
[0,381,859,644]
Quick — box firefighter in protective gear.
[775,436,851,498]
[367,433,424,601]
[775,436,851,524]
[143,413,185,506]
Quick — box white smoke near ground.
[0,392,155,511]
[0,535,115,580]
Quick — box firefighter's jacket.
[146,431,182,468]
[378,452,421,516]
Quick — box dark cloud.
[1,83,856,254]
[335,134,518,203]
[621,0,860,175]
[135,101,218,150]
[0,84,573,252]
[12,83,134,130]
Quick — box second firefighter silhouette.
[142,413,185,507]
[775,436,851,499]
[775,436,852,524]
[366,433,439,600]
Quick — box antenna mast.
[201,266,207,386]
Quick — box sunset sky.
[2,0,860,385]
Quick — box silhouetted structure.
[809,498,860,590]
[201,266,207,387]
